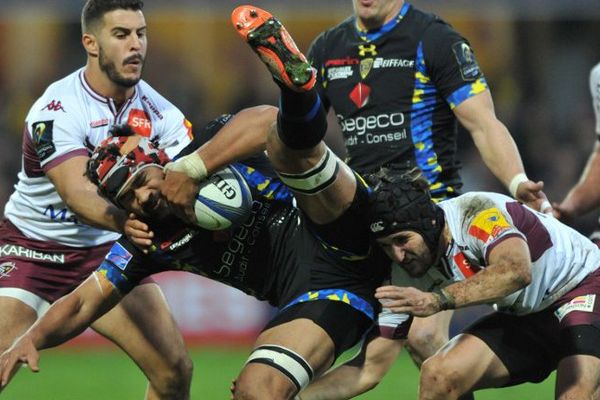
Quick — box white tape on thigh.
[0,288,51,318]
[246,344,314,390]
[277,148,339,195]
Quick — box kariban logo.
[0,245,65,264]
[370,221,384,233]
[42,100,66,112]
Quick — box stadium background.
[0,0,598,398]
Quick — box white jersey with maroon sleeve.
[3,68,193,247]
[439,192,600,314]
[379,191,600,338]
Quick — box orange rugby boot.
[232,5,316,91]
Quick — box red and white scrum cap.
[87,125,169,206]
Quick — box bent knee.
[406,328,449,366]
[234,366,297,400]
[420,356,466,399]
[150,353,193,398]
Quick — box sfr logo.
[128,109,152,137]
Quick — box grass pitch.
[1,346,554,399]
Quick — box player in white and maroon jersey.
[363,172,600,399]
[0,1,199,398]
[554,62,600,248]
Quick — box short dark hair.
[81,0,144,33]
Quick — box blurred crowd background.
[0,0,599,342]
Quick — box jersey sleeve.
[95,238,154,295]
[463,205,526,264]
[26,92,87,172]
[590,62,600,136]
[147,91,194,159]
[422,20,488,109]
[376,306,413,340]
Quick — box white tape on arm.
[165,151,207,181]
[508,173,529,198]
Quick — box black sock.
[276,86,327,150]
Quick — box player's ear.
[82,33,99,58]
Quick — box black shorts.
[467,308,600,386]
[263,299,372,359]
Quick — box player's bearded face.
[378,231,434,277]
[98,44,145,88]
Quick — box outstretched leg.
[232,5,356,225]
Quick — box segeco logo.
[338,112,405,135]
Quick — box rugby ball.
[194,166,253,230]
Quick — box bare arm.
[162,105,278,223]
[376,237,532,316]
[300,331,403,400]
[555,141,600,221]
[0,273,121,387]
[46,155,127,232]
[454,91,549,210]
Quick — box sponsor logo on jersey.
[0,245,65,264]
[42,100,66,112]
[31,120,56,161]
[373,57,415,69]
[468,208,511,244]
[452,252,480,278]
[358,44,377,57]
[360,58,373,79]
[141,95,164,120]
[90,118,110,128]
[349,82,371,109]
[327,66,354,81]
[106,242,133,271]
[451,41,480,81]
[325,57,359,67]
[554,294,596,322]
[0,262,17,278]
[43,204,79,224]
[128,109,152,137]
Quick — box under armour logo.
[358,44,377,57]
[43,100,66,112]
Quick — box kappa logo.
[42,100,66,112]
[0,262,17,278]
[358,44,377,57]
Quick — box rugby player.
[362,171,600,399]
[302,1,551,397]
[0,0,197,397]
[0,9,392,399]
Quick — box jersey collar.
[78,69,138,113]
[355,2,411,42]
